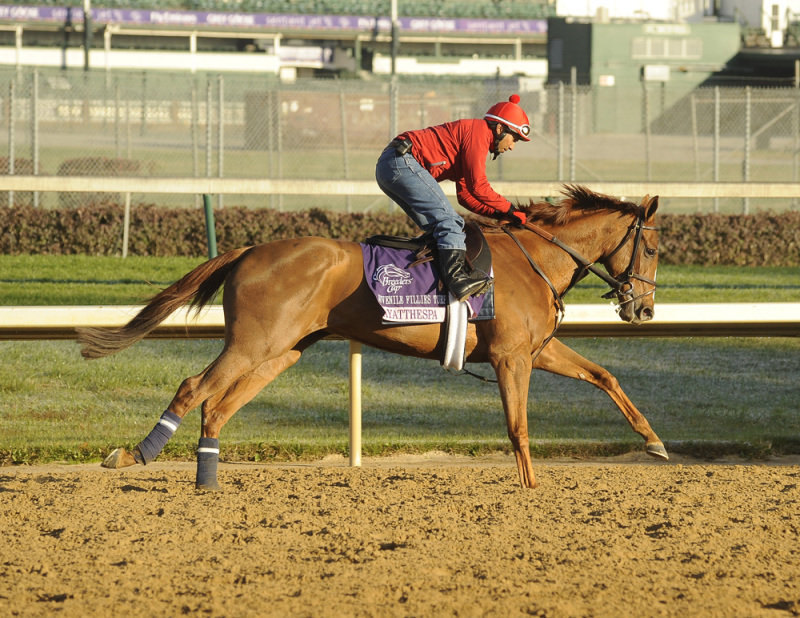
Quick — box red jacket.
[397,118,512,217]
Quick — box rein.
[520,212,657,309]
[520,221,627,297]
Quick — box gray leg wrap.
[195,437,220,490]
[136,410,182,464]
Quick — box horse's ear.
[645,195,659,219]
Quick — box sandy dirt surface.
[1,452,799,617]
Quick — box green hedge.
[1,204,798,266]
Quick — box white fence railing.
[1,304,799,341]
[4,176,800,199]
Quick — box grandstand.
[0,1,551,77]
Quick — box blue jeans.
[375,145,466,251]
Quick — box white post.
[190,32,197,74]
[348,340,362,467]
[14,25,22,70]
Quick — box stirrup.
[449,276,493,303]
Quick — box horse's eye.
[644,247,657,258]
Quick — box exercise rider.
[375,94,531,302]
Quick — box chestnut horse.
[78,185,666,490]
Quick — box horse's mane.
[524,184,642,225]
[475,184,642,230]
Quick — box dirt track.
[1,453,799,617]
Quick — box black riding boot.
[437,248,493,302]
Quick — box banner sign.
[0,5,547,36]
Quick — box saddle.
[364,222,493,372]
[365,221,492,278]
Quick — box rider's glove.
[506,205,527,227]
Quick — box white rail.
[3,175,800,199]
[1,303,798,340]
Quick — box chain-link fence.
[1,66,799,213]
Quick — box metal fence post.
[643,81,651,181]
[557,81,564,181]
[339,84,351,213]
[569,67,577,182]
[205,78,212,180]
[743,86,751,214]
[690,93,701,210]
[31,69,39,207]
[217,74,224,209]
[125,94,132,160]
[275,82,284,212]
[7,78,15,208]
[713,86,720,213]
[267,88,276,211]
[140,70,147,136]
[114,78,120,159]
[795,71,800,210]
[389,75,398,141]
[191,78,200,208]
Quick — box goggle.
[519,124,531,137]
[510,124,531,140]
[485,113,530,140]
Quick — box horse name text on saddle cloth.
[361,244,493,324]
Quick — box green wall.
[549,19,741,133]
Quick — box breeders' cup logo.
[374,264,413,293]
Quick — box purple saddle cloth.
[361,243,494,324]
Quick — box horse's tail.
[78,246,254,360]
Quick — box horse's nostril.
[640,307,654,321]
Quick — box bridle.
[507,207,657,312]
[596,212,658,310]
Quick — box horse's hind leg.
[194,350,303,490]
[102,345,264,470]
[534,338,668,459]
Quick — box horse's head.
[601,194,660,324]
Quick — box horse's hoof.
[101,448,138,469]
[645,442,669,461]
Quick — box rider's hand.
[507,207,527,226]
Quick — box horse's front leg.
[535,337,668,460]
[493,353,537,488]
